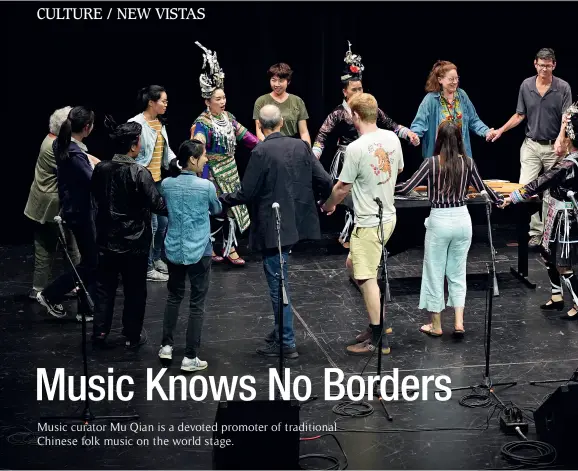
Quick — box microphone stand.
[274,205,289,379]
[41,216,139,427]
[374,200,392,421]
[437,194,516,403]
[483,194,499,297]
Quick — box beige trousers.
[519,138,559,237]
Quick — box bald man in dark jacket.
[220,104,333,358]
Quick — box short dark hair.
[536,48,556,62]
[342,78,363,91]
[267,63,293,81]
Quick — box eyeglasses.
[158,100,168,105]
[445,76,460,83]
[536,64,554,70]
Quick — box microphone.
[272,202,280,220]
[480,190,491,204]
[53,216,67,244]
[374,197,383,208]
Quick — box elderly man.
[220,104,333,358]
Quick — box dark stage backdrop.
[2,1,577,245]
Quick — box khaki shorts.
[348,217,396,280]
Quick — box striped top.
[395,155,503,208]
[146,119,164,182]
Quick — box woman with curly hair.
[410,60,496,159]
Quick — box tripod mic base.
[437,380,518,395]
[42,404,139,423]
[41,414,140,423]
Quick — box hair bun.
[104,114,118,132]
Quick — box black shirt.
[220,133,333,251]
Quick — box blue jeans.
[149,181,168,271]
[419,206,472,312]
[262,247,295,348]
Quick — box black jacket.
[91,155,167,255]
[55,140,94,224]
[220,133,333,251]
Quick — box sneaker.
[158,345,173,360]
[36,291,67,318]
[76,313,94,322]
[154,260,168,274]
[147,269,168,282]
[29,288,41,300]
[264,330,277,344]
[529,235,542,247]
[181,356,208,372]
[256,342,299,359]
[125,335,147,349]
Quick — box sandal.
[453,327,465,338]
[420,324,442,337]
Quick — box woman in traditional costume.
[312,42,419,248]
[501,103,578,321]
[191,42,259,266]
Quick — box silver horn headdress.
[195,41,225,99]
[340,40,364,82]
[565,101,578,140]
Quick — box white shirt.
[338,129,403,227]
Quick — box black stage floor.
[1,224,577,470]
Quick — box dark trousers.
[262,246,295,348]
[93,251,148,342]
[42,218,98,314]
[162,257,211,358]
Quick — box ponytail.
[168,139,206,178]
[55,118,72,162]
[55,106,95,162]
[425,60,457,93]
[434,121,466,195]
[137,85,167,125]
[104,115,142,155]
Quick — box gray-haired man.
[489,48,572,246]
[220,105,333,358]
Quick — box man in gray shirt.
[489,48,572,246]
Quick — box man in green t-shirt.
[253,63,311,145]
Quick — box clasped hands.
[318,200,336,216]
[485,128,502,142]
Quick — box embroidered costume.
[191,42,259,260]
[311,42,413,245]
[508,102,578,315]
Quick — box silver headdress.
[196,41,225,99]
[340,40,365,82]
[565,101,578,140]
